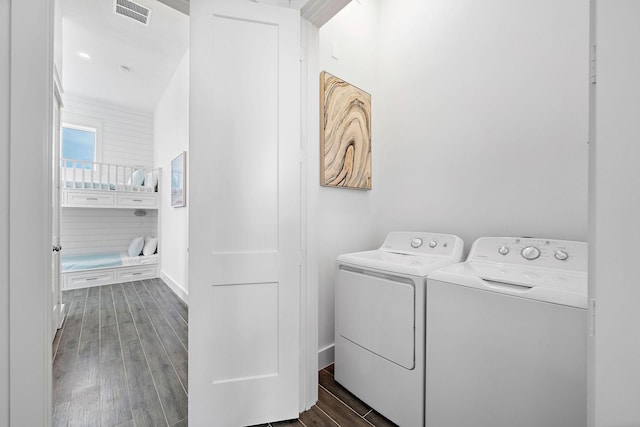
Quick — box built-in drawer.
[63,269,115,290]
[116,193,158,208]
[64,190,115,207]
[116,264,158,282]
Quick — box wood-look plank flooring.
[253,365,396,427]
[52,278,188,427]
[53,279,396,427]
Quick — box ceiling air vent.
[114,0,152,26]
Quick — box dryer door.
[336,266,415,369]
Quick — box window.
[61,125,97,168]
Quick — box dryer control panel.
[380,232,464,259]
[468,237,587,272]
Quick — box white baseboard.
[160,272,189,305]
[318,343,335,369]
[57,304,66,329]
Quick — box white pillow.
[142,237,158,256]
[145,171,158,190]
[127,169,145,186]
[128,236,145,257]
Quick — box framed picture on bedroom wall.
[171,151,186,207]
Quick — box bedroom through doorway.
[51,0,190,425]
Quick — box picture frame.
[320,71,372,190]
[171,151,186,207]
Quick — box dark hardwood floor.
[53,278,188,427]
[254,364,396,427]
[53,279,395,427]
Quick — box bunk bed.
[61,159,159,208]
[60,159,161,290]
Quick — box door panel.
[189,1,301,425]
[207,13,279,254]
[210,282,279,383]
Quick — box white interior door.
[51,81,64,339]
[189,1,301,425]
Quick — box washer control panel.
[469,237,587,271]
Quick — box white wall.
[153,50,189,299]
[61,208,158,255]
[590,1,640,425]
[316,0,589,366]
[0,1,9,425]
[62,94,154,168]
[60,95,157,257]
[54,0,62,79]
[316,0,380,367]
[375,0,589,247]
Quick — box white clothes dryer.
[335,232,464,427]
[425,237,588,427]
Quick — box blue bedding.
[63,181,117,191]
[62,252,122,272]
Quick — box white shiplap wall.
[62,94,154,168]
[61,208,158,255]
[61,94,156,256]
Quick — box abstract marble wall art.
[320,71,371,190]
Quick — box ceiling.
[61,0,189,112]
[59,0,350,111]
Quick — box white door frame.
[52,70,65,337]
[8,0,55,426]
[0,2,10,425]
[300,16,320,412]
[587,1,640,425]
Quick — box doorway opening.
[52,0,189,424]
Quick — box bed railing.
[60,159,159,192]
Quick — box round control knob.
[498,246,509,255]
[521,246,541,260]
[554,250,569,261]
[410,238,423,248]
[429,240,438,248]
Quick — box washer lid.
[428,261,588,308]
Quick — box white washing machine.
[425,237,588,427]
[335,232,464,427]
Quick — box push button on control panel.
[498,246,509,255]
[429,240,438,248]
[554,250,569,261]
